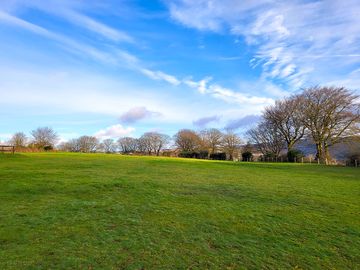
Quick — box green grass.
[0,153,359,269]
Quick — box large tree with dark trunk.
[299,86,360,163]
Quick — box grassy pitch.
[0,153,359,269]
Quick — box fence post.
[356,160,358,168]
[301,157,303,163]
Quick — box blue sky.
[0,0,359,143]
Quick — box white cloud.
[184,77,274,105]
[120,107,162,124]
[140,68,181,86]
[94,124,135,140]
[168,0,360,92]
[0,0,134,43]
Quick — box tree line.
[6,86,360,163]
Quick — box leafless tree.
[9,132,27,148]
[140,132,170,155]
[221,130,242,160]
[299,86,360,163]
[200,128,223,156]
[77,136,99,153]
[31,127,58,149]
[118,137,137,153]
[102,139,117,153]
[174,129,201,152]
[247,120,284,157]
[264,96,305,152]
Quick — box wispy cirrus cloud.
[184,77,274,105]
[0,0,134,43]
[0,3,275,112]
[168,0,360,92]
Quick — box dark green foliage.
[347,153,360,166]
[43,145,53,151]
[287,149,304,162]
[261,152,278,161]
[242,151,253,161]
[178,151,199,158]
[209,152,226,160]
[198,150,209,159]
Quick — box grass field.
[0,153,359,269]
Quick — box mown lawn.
[0,153,359,269]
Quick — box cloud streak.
[168,0,360,91]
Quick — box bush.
[242,151,253,161]
[287,149,304,162]
[261,152,278,161]
[43,145,53,151]
[178,151,199,158]
[198,150,209,159]
[209,152,226,160]
[348,154,360,166]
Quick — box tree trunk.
[324,142,331,164]
[315,142,325,163]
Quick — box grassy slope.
[0,153,359,269]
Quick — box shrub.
[178,151,199,158]
[287,149,304,162]
[198,150,209,159]
[347,154,360,166]
[44,145,53,151]
[210,152,226,160]
[242,151,253,161]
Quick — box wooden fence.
[0,145,15,154]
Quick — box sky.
[0,0,359,143]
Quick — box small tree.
[221,130,242,160]
[118,137,137,153]
[102,139,117,153]
[77,136,99,153]
[200,128,223,157]
[264,96,305,152]
[174,129,201,152]
[31,127,58,149]
[9,132,27,148]
[247,120,284,157]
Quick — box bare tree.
[140,132,170,156]
[138,133,153,154]
[200,128,223,156]
[118,137,137,153]
[31,127,58,149]
[102,139,117,153]
[264,96,305,152]
[247,120,284,157]
[221,130,242,160]
[174,129,201,152]
[299,86,360,163]
[77,136,99,153]
[9,132,27,148]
